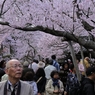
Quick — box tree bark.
[68,41,81,81]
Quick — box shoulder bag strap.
[36,77,42,84]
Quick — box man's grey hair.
[5,59,20,69]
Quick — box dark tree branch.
[87,7,90,18]
[76,4,82,19]
[91,0,95,7]
[0,0,7,17]
[81,20,94,31]
[15,3,23,15]
[0,20,95,50]
[0,21,9,26]
[27,39,37,56]
[40,0,43,2]
[91,20,95,24]
[62,12,73,19]
[0,0,16,16]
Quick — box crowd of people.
[0,55,95,95]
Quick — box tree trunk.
[68,41,81,81]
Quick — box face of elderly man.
[5,59,23,80]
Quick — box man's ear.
[5,68,8,74]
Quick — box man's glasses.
[8,64,23,69]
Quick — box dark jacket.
[0,68,5,80]
[59,69,69,88]
[35,76,46,93]
[65,72,80,95]
[65,72,79,92]
[82,78,95,95]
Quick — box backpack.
[69,75,85,95]
[69,83,83,95]
[53,60,57,67]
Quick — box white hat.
[23,61,29,66]
[38,61,45,68]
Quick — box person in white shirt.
[44,59,56,80]
[28,59,38,73]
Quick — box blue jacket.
[53,60,60,71]
[65,72,79,93]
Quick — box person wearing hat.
[81,67,95,95]
[23,61,29,69]
[38,61,45,68]
[35,68,46,95]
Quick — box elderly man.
[0,59,34,95]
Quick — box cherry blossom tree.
[1,0,95,80]
[0,0,95,50]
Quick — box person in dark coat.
[35,68,46,95]
[64,64,79,95]
[59,63,69,88]
[21,68,35,80]
[81,67,95,95]
[0,60,6,80]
